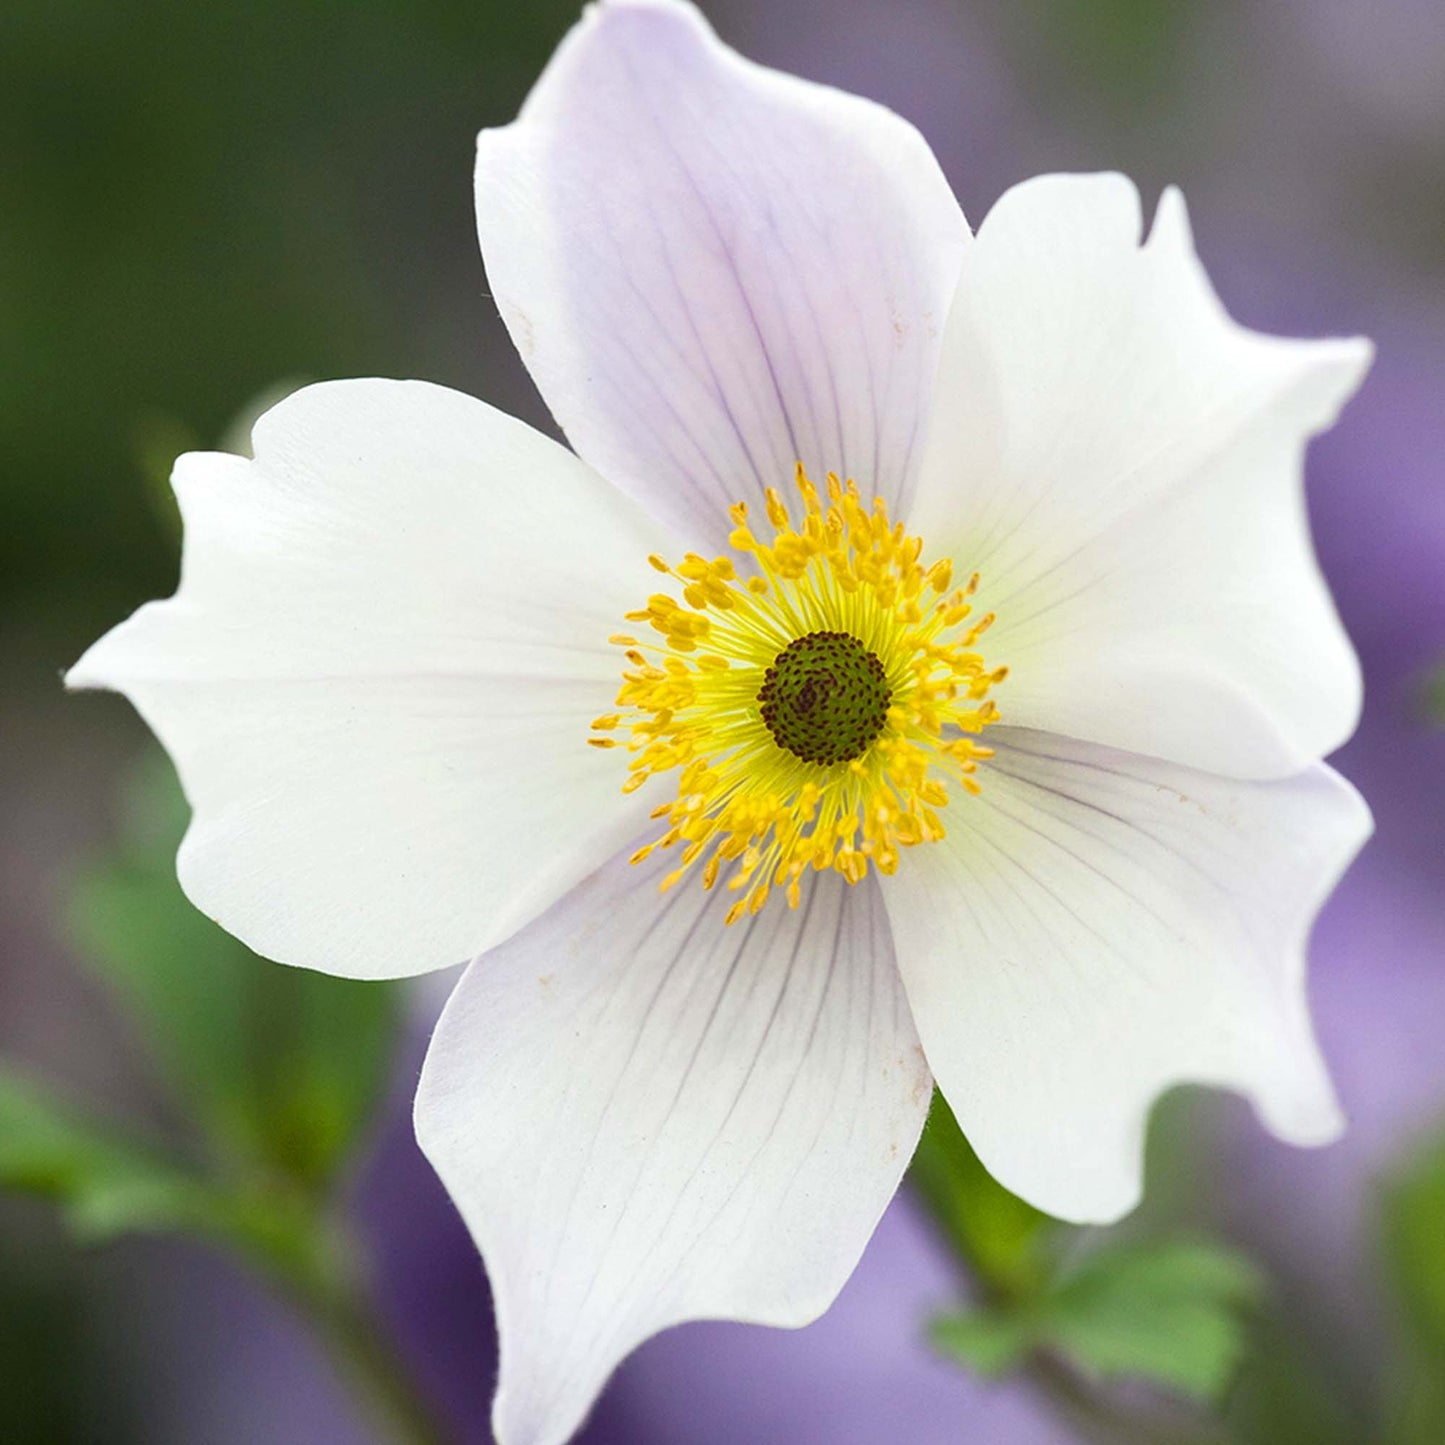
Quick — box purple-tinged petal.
[475,0,968,548]
[416,849,929,1445]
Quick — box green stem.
[1021,1351,1234,1445]
[304,1264,455,1445]
[235,1197,455,1445]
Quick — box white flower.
[69,2,1372,1442]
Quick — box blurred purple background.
[3,1,1441,1441]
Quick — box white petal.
[912,175,1371,779]
[68,379,674,978]
[474,0,968,548]
[415,847,929,1445]
[883,728,1370,1224]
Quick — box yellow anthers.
[601,464,1006,921]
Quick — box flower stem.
[303,1264,456,1445]
[1020,1351,1234,1445]
[237,1197,456,1445]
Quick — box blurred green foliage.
[1420,664,1445,726]
[916,1092,1265,1410]
[1014,0,1189,115]
[0,0,578,633]
[68,754,395,1188]
[0,1258,142,1445]
[1381,1131,1445,1442]
[917,1091,1445,1443]
[0,1069,221,1241]
[976,1238,1262,1402]
[4,0,1444,1440]
[910,1088,1056,1303]
[1226,1316,1359,1445]
[0,739,474,1441]
[2,754,400,1275]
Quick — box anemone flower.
[68,2,1373,1441]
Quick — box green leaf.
[1046,1239,1265,1402]
[929,1236,1264,1404]
[0,1069,220,1243]
[66,753,398,1188]
[909,1089,1056,1300]
[1381,1134,1445,1353]
[1380,1130,1445,1442]
[0,1067,345,1301]
[931,1308,1037,1377]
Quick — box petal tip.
[1041,1168,1144,1228]
[1320,644,1367,764]
[63,653,105,694]
[1258,1081,1347,1152]
[64,636,107,692]
[64,614,146,695]
[474,0,715,189]
[981,170,1144,251]
[1148,182,1191,247]
[1330,333,1376,397]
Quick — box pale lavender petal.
[416,847,930,1445]
[474,0,968,547]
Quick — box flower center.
[590,464,1007,923]
[758,631,890,765]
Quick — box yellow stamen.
[599,464,1006,921]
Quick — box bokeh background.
[3,1,1442,1442]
